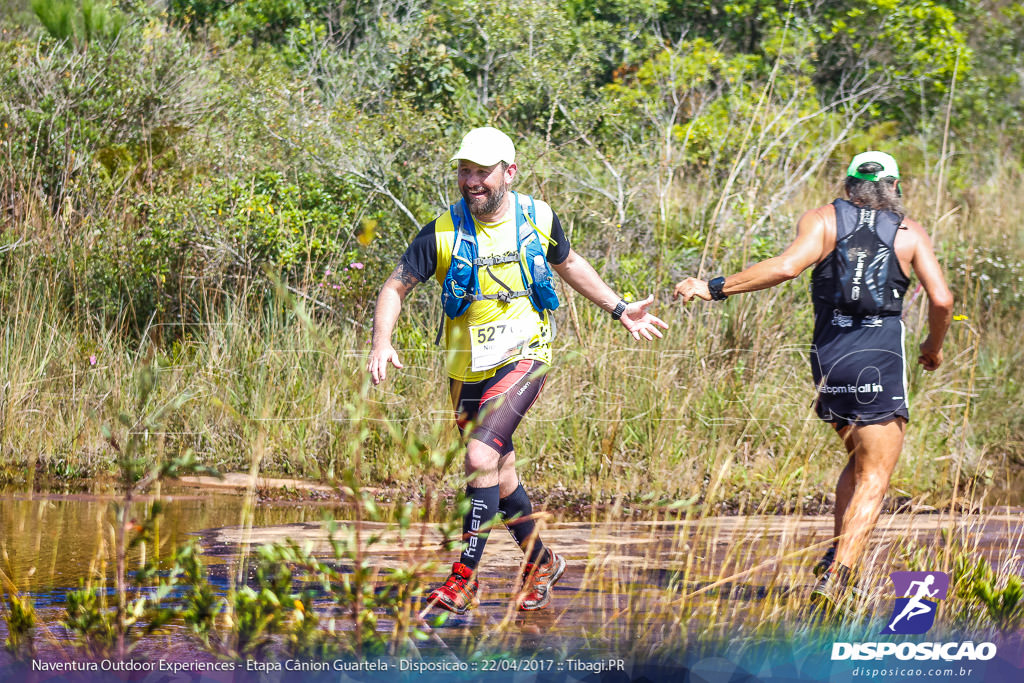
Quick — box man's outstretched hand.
[672,277,711,303]
[618,294,669,341]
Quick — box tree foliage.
[1,0,1021,335]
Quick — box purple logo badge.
[881,571,949,635]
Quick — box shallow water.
[1,490,1022,667]
[0,491,356,596]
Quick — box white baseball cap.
[847,150,900,180]
[450,127,516,167]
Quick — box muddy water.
[0,491,366,665]
[201,510,1024,633]
[1,490,1022,664]
[0,492,357,596]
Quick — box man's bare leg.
[833,425,857,540]
[496,451,520,498]
[813,431,855,576]
[833,418,906,569]
[812,418,904,610]
[464,437,502,484]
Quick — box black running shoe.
[810,562,853,615]
[812,542,838,577]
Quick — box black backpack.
[820,198,909,316]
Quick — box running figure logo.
[882,571,949,635]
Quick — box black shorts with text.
[810,309,909,427]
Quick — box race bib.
[468,318,540,372]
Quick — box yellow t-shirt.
[433,196,557,382]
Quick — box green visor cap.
[847,151,900,181]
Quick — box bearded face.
[462,182,507,217]
[457,160,514,221]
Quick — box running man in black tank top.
[672,151,953,614]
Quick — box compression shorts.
[450,359,547,456]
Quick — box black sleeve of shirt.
[398,220,438,283]
[547,211,571,265]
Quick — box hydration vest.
[435,192,560,344]
[811,198,910,317]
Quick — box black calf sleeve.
[460,484,500,569]
[499,483,547,564]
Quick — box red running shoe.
[428,562,479,614]
[518,551,566,611]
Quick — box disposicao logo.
[831,570,998,663]
[881,571,949,635]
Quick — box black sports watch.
[708,276,728,301]
[611,299,628,320]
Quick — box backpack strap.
[833,198,858,240]
[436,200,473,345]
[474,252,520,266]
[513,192,552,318]
[874,210,902,247]
[450,199,474,265]
[475,274,531,303]
[515,192,537,242]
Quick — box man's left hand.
[618,294,669,341]
[673,277,711,303]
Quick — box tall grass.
[2,161,1023,512]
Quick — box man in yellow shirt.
[367,127,667,614]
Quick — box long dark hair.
[844,161,904,215]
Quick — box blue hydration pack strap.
[435,193,553,345]
[435,199,473,345]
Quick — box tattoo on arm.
[388,262,422,292]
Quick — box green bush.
[73,170,387,331]
[2,14,203,212]
[31,0,126,44]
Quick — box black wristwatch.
[708,276,728,301]
[611,299,628,320]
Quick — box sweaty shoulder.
[899,216,926,236]
[893,215,928,261]
[799,201,834,241]
[801,203,835,229]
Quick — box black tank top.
[811,198,910,316]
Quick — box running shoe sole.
[432,593,479,615]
